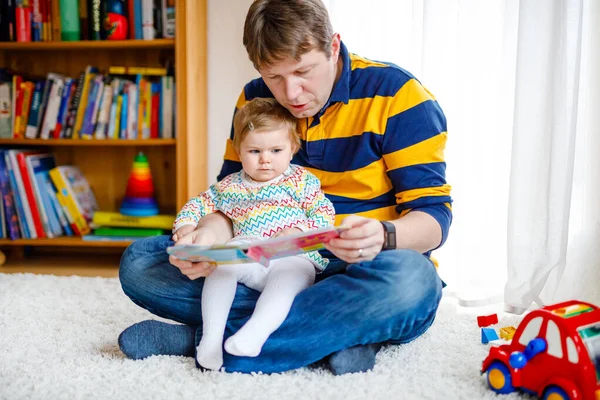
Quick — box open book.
[167,225,349,267]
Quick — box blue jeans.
[119,235,443,374]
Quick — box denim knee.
[363,249,442,312]
[119,235,172,300]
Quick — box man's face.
[259,36,341,119]
[238,126,295,182]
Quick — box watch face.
[381,221,396,250]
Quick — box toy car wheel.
[486,361,515,394]
[542,386,570,400]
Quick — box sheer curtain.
[324,0,600,308]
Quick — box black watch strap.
[381,221,397,251]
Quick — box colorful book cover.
[63,71,85,139]
[24,81,45,139]
[5,150,31,238]
[52,78,74,139]
[73,65,99,139]
[92,211,174,230]
[0,150,21,239]
[15,150,46,238]
[45,179,74,236]
[8,149,37,238]
[167,225,349,267]
[49,165,99,235]
[26,153,63,238]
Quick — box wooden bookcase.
[0,0,207,275]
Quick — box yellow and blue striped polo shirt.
[218,42,452,249]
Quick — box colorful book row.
[0,148,99,239]
[0,0,175,43]
[0,65,175,140]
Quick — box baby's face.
[238,127,294,182]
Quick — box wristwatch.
[381,221,396,251]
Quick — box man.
[118,0,452,375]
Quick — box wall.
[207,0,256,183]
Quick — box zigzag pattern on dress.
[173,165,336,270]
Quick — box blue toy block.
[481,328,499,344]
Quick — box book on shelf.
[49,165,99,235]
[1,0,176,43]
[0,68,175,141]
[83,226,165,241]
[92,210,174,230]
[0,149,99,239]
[167,225,350,267]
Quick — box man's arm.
[389,211,442,254]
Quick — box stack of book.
[88,210,174,241]
[0,149,98,239]
[0,66,175,141]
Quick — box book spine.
[94,83,113,139]
[64,71,85,139]
[18,81,35,137]
[25,81,44,139]
[59,0,80,40]
[141,0,153,40]
[161,76,173,139]
[73,67,97,139]
[0,82,12,139]
[0,153,21,239]
[25,156,53,237]
[12,81,24,138]
[51,0,61,41]
[32,0,42,41]
[133,0,142,39]
[15,4,32,42]
[4,152,29,238]
[52,78,73,138]
[40,77,64,139]
[16,152,46,238]
[89,0,101,40]
[8,151,36,238]
[160,0,173,38]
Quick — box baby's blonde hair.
[233,98,300,153]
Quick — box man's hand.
[274,227,303,238]
[170,225,218,280]
[324,215,385,263]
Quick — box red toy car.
[481,300,600,399]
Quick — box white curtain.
[324,0,600,309]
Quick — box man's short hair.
[243,0,334,70]
[233,98,301,153]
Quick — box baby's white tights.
[196,256,316,371]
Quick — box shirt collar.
[329,41,351,105]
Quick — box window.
[546,320,563,358]
[519,317,543,346]
[566,337,579,364]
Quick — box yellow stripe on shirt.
[383,132,447,170]
[305,159,393,200]
[395,184,452,205]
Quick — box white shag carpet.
[0,273,530,400]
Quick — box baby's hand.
[172,225,196,242]
[274,227,303,238]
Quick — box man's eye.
[297,69,311,75]
[268,75,280,80]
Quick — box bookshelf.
[0,0,207,272]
